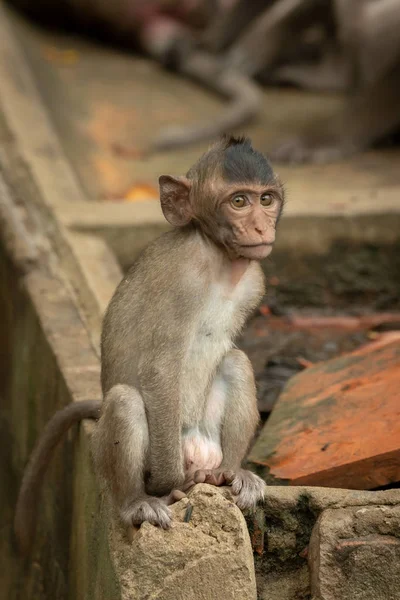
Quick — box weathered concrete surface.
[250,486,400,600]
[110,485,257,600]
[249,339,400,489]
[71,481,400,600]
[0,172,104,599]
[309,505,400,600]
[71,448,258,600]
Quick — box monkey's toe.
[165,489,187,504]
[125,497,172,529]
[231,470,266,510]
[194,469,227,486]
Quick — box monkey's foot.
[193,468,265,509]
[270,136,357,165]
[122,496,173,529]
[226,469,266,509]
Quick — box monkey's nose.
[256,227,275,244]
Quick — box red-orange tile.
[249,341,400,489]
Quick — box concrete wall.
[0,193,118,599]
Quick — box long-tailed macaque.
[15,136,285,554]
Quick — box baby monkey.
[15,136,284,553]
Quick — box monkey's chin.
[237,244,273,260]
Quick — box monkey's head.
[159,135,284,260]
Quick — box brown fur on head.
[159,135,285,260]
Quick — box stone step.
[309,504,400,600]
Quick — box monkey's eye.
[231,195,246,208]
[261,193,274,207]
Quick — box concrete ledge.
[309,504,400,600]
[0,175,105,597]
[249,486,400,600]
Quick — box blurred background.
[5,0,400,199]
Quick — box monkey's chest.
[181,281,255,409]
[193,292,246,357]
[199,273,259,337]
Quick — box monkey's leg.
[193,349,266,509]
[92,384,182,529]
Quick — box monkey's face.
[210,183,284,260]
[159,137,284,262]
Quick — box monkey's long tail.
[149,51,261,152]
[138,18,261,153]
[14,399,101,556]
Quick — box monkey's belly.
[182,431,223,473]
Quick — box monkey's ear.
[159,175,192,227]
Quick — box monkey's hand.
[193,468,232,487]
[170,467,229,494]
[194,468,266,509]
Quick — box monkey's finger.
[216,473,226,486]
[222,470,236,483]
[205,472,226,486]
[193,469,211,484]
[181,479,196,493]
[230,494,240,506]
[194,470,228,486]
[205,473,218,486]
[169,490,187,504]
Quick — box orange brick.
[249,340,400,489]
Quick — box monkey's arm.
[14,399,101,555]
[148,51,261,152]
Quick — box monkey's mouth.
[240,243,273,248]
[236,242,274,259]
